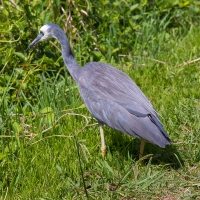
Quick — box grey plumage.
[26,23,171,157]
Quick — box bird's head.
[26,23,62,52]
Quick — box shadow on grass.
[107,129,184,169]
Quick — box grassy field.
[1,1,200,199]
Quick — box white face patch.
[39,24,52,41]
[40,24,51,33]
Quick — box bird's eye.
[40,31,44,36]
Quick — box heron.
[26,23,171,158]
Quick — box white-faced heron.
[26,23,171,158]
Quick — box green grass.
[1,1,200,199]
[1,30,200,199]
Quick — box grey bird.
[26,23,171,158]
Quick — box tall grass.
[0,0,200,199]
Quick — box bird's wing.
[80,62,155,114]
[78,62,171,146]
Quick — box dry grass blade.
[177,57,200,67]
[41,112,91,134]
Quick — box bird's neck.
[59,37,82,83]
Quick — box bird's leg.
[99,122,106,157]
[139,138,146,159]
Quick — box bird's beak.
[26,33,43,52]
